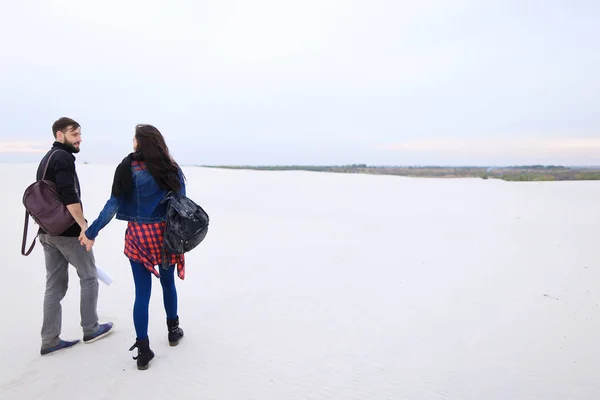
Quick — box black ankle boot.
[129,338,155,370]
[167,317,184,346]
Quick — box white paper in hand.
[97,267,113,286]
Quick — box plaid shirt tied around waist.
[124,221,185,280]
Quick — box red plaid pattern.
[132,160,146,172]
[124,221,185,280]
[123,160,185,279]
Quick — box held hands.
[79,231,95,252]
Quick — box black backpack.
[162,191,209,255]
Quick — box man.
[36,117,113,356]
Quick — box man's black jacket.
[36,142,82,237]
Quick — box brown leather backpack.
[21,150,76,256]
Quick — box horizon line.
[2,162,600,168]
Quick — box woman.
[81,124,186,370]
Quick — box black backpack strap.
[160,245,170,270]
[160,190,174,269]
[21,210,38,256]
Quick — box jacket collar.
[52,141,76,158]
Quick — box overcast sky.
[1,0,599,166]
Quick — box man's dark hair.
[52,117,80,138]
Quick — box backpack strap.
[160,245,170,270]
[160,190,175,269]
[41,150,60,180]
[21,210,37,256]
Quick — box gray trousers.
[39,234,99,349]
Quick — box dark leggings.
[130,260,178,340]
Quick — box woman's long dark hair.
[134,124,184,192]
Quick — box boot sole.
[169,329,184,346]
[136,352,154,370]
[137,355,154,370]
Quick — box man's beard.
[64,140,80,153]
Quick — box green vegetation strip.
[199,165,600,181]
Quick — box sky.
[1,0,599,166]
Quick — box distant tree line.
[201,165,600,181]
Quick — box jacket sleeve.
[112,156,132,198]
[54,156,79,205]
[86,164,123,240]
[85,195,119,240]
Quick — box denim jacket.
[85,164,185,240]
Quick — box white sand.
[1,163,599,399]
